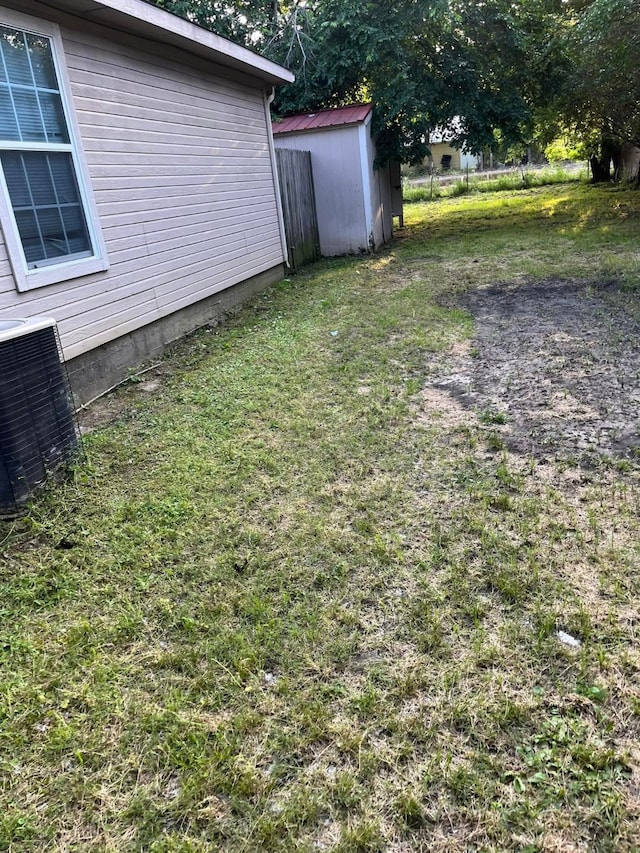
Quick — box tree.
[148,0,567,165]
[151,0,280,45]
[549,0,640,181]
[270,0,568,164]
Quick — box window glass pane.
[62,206,90,253]
[1,151,31,205]
[48,154,77,202]
[0,26,98,278]
[0,86,19,138]
[39,90,68,142]
[1,151,92,267]
[0,28,32,87]
[12,89,45,141]
[36,207,68,258]
[14,208,44,264]
[23,154,56,205]
[0,28,67,143]
[26,33,57,89]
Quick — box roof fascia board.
[38,0,294,85]
[273,120,367,137]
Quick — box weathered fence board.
[275,148,320,271]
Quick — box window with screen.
[0,12,107,291]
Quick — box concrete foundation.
[66,264,285,406]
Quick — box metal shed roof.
[33,0,295,86]
[272,104,373,135]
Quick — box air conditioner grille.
[0,323,80,515]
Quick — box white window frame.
[0,7,108,292]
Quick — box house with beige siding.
[426,140,478,172]
[425,124,478,172]
[0,0,293,403]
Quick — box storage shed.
[0,0,294,403]
[272,104,402,257]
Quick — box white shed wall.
[361,121,392,249]
[273,125,368,256]
[0,2,285,360]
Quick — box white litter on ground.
[556,630,581,648]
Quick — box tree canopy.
[268,0,567,163]
[151,0,639,172]
[564,0,640,148]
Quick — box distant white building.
[427,126,479,172]
[419,118,478,171]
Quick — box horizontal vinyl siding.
[0,12,284,359]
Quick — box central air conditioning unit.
[0,317,80,516]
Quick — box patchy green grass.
[1,183,640,852]
[403,165,586,203]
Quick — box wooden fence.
[275,148,320,271]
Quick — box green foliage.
[147,0,567,165]
[545,135,589,162]
[567,0,640,147]
[538,0,640,172]
[270,0,571,163]
[151,0,280,45]
[148,0,640,171]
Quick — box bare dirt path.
[426,279,640,466]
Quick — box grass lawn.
[2,183,640,852]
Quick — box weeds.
[403,165,585,203]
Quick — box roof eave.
[43,0,295,85]
[272,104,373,135]
[273,121,364,136]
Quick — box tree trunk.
[590,154,610,183]
[268,0,278,30]
[590,136,623,183]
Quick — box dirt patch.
[76,362,173,435]
[425,278,640,465]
